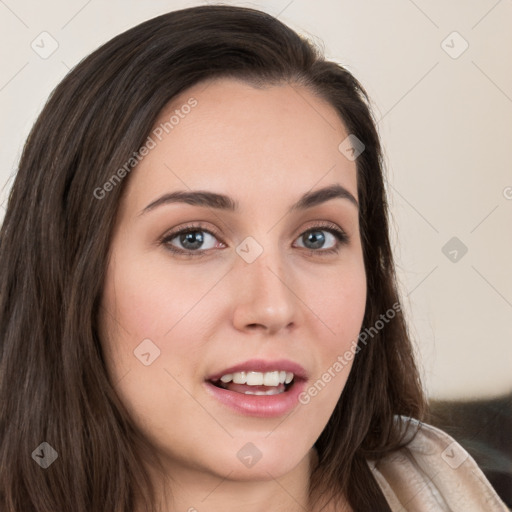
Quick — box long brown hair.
[0,5,427,511]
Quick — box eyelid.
[162,221,223,240]
[297,220,348,239]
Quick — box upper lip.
[206,358,308,382]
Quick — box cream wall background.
[0,0,511,400]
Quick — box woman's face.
[99,77,366,484]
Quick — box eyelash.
[159,221,350,258]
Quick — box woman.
[0,5,507,512]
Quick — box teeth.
[232,372,246,384]
[247,371,264,385]
[263,371,279,386]
[218,370,295,386]
[244,388,283,395]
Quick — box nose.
[231,245,299,335]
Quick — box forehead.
[121,77,358,214]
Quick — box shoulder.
[367,416,509,512]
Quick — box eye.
[294,223,349,255]
[161,224,224,257]
[160,221,349,258]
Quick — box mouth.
[204,359,308,417]
[208,370,296,396]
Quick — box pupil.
[306,230,324,249]
[181,231,203,250]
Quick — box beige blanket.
[369,418,509,511]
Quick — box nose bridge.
[232,235,297,332]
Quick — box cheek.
[98,256,207,446]
[301,257,366,402]
[99,249,219,401]
[310,258,367,347]
[102,251,215,342]
[321,281,366,332]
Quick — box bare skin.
[99,77,364,512]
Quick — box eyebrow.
[139,183,358,216]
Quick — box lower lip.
[204,380,307,418]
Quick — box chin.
[202,437,312,481]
